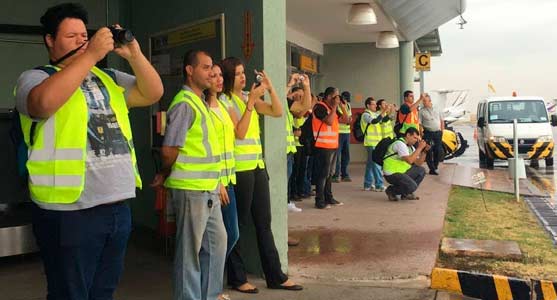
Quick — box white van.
[476,96,557,168]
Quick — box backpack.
[299,114,322,155]
[352,112,370,142]
[10,65,117,178]
[394,106,410,137]
[372,137,398,166]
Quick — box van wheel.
[546,157,554,167]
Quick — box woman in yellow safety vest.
[220,57,303,293]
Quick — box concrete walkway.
[285,163,454,286]
[0,162,455,300]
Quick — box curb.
[533,280,557,300]
[431,268,530,300]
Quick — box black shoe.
[401,193,420,200]
[268,284,303,291]
[385,189,399,201]
[326,199,344,206]
[315,203,332,209]
[429,170,439,175]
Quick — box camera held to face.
[108,25,134,45]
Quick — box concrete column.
[399,41,414,105]
[261,0,288,272]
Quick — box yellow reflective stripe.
[30,175,82,187]
[541,280,557,299]
[236,138,261,145]
[315,131,337,137]
[29,148,84,161]
[236,153,262,161]
[170,170,221,179]
[176,154,220,164]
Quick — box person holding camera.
[332,91,353,182]
[313,87,349,209]
[14,3,163,299]
[219,57,303,293]
[383,127,429,201]
[419,94,444,175]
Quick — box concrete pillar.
[261,0,288,273]
[399,41,414,105]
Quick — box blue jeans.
[364,146,384,189]
[334,133,351,178]
[171,189,227,300]
[32,201,131,300]
[221,185,239,257]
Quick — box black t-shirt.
[313,103,329,121]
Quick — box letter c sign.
[415,53,431,71]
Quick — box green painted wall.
[319,42,400,162]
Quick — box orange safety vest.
[312,102,339,149]
[397,103,419,125]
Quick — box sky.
[427,0,557,112]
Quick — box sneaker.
[341,177,352,182]
[315,203,332,209]
[363,187,372,191]
[429,170,439,175]
[374,186,386,192]
[287,202,302,212]
[385,189,399,201]
[331,176,340,183]
[327,199,344,206]
[401,193,420,200]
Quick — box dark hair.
[405,127,419,136]
[341,91,351,101]
[364,97,375,107]
[221,57,244,97]
[40,3,88,44]
[403,90,413,98]
[182,50,211,79]
[376,99,386,108]
[324,87,337,98]
[202,62,224,100]
[291,87,303,93]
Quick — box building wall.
[319,43,400,162]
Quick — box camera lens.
[109,26,134,45]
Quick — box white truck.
[476,96,557,168]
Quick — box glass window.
[488,100,548,123]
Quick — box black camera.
[108,26,134,45]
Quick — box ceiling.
[287,0,395,44]
[286,0,465,46]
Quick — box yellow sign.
[299,54,317,73]
[415,53,431,71]
[166,21,216,48]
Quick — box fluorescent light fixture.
[376,31,399,48]
[347,3,377,25]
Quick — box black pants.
[227,167,287,288]
[314,148,337,207]
[384,165,426,196]
[289,146,307,197]
[423,130,443,171]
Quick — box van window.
[488,100,548,123]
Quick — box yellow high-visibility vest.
[164,89,222,191]
[19,66,142,204]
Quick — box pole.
[420,71,425,94]
[513,119,519,202]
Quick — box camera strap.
[49,42,88,66]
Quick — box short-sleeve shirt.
[383,140,414,176]
[419,107,441,132]
[162,85,204,148]
[15,68,137,211]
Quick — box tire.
[546,157,554,167]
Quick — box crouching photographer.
[382,127,429,201]
[14,2,163,299]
